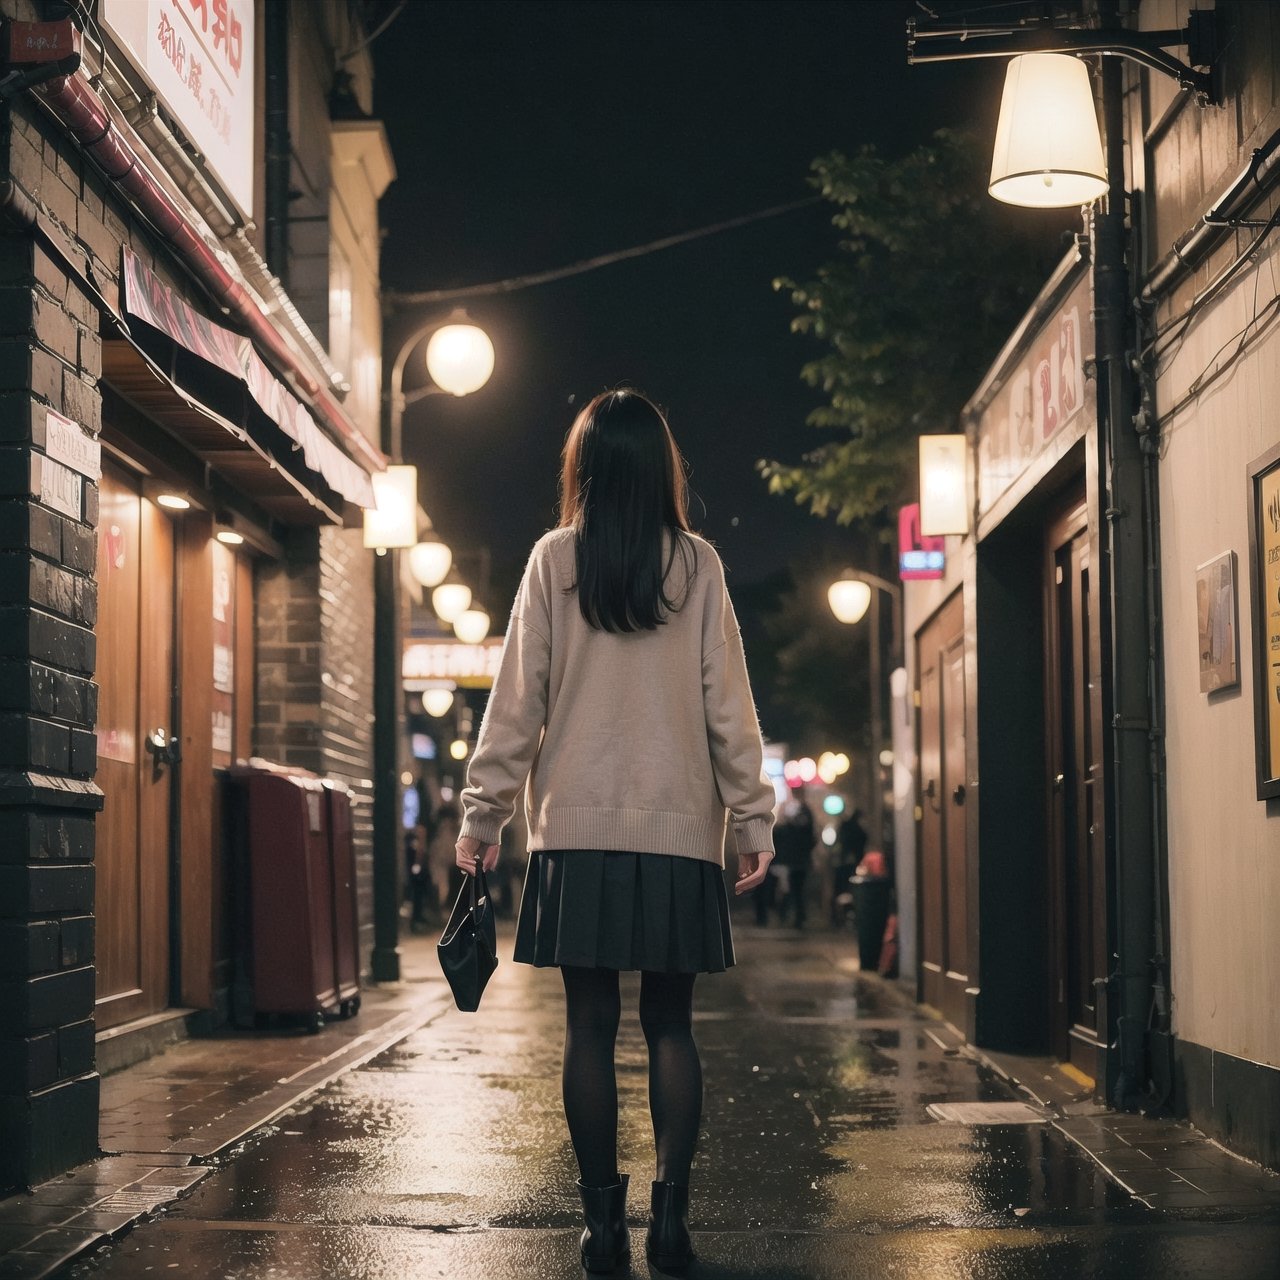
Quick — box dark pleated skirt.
[513,849,736,974]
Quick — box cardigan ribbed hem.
[528,806,728,866]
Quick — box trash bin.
[324,780,361,1019]
[227,761,361,1031]
[851,874,892,973]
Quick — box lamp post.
[828,570,902,862]
[370,312,493,983]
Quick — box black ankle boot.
[576,1172,629,1273]
[646,1180,693,1270]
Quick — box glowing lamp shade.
[408,540,452,588]
[449,738,469,761]
[421,687,455,718]
[453,608,491,644]
[362,465,419,550]
[919,435,969,537]
[989,54,1107,209]
[828,577,872,625]
[426,323,495,397]
[431,582,472,623]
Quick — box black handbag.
[437,863,498,1012]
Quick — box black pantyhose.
[639,969,701,1185]
[560,965,621,1187]
[559,966,703,1189]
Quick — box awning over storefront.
[107,248,378,522]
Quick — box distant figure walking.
[454,390,776,1273]
[775,796,816,929]
[833,807,869,926]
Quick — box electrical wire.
[1156,281,1280,425]
[384,195,824,307]
[1145,200,1280,367]
[339,1,407,63]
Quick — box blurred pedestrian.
[455,389,775,1273]
[428,800,461,918]
[832,807,868,928]
[775,795,815,930]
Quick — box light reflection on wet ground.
[68,923,1279,1279]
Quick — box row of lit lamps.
[364,321,498,657]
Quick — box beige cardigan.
[459,528,776,867]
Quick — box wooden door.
[1046,499,1105,1075]
[916,592,968,1027]
[96,464,175,1030]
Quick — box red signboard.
[899,503,946,580]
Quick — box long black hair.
[558,389,696,632]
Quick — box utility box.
[227,761,361,1032]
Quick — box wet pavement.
[58,920,1280,1279]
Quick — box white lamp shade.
[453,607,491,644]
[362,465,419,549]
[421,687,455,718]
[989,53,1107,208]
[408,540,452,588]
[919,434,969,536]
[828,577,872,625]
[426,323,495,397]
[431,582,472,622]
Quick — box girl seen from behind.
[456,389,776,1272]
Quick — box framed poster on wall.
[1247,442,1280,800]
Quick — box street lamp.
[371,312,494,983]
[828,569,903,861]
[408,538,452,588]
[453,607,491,644]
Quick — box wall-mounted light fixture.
[363,464,419,552]
[989,53,1108,208]
[918,434,969,537]
[216,528,245,546]
[156,493,191,511]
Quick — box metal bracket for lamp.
[907,10,1218,105]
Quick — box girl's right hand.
[735,850,774,895]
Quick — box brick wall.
[0,119,106,1185]
[254,527,376,967]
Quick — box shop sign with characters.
[99,0,256,216]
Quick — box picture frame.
[1196,551,1238,694]
[1247,442,1280,801]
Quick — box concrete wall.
[1156,253,1280,1072]
[1142,0,1280,1076]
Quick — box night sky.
[372,0,1005,614]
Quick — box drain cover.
[926,1101,1045,1124]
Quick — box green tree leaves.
[760,130,1058,526]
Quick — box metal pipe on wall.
[1094,38,1158,1109]
[264,0,291,289]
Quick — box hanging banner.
[120,248,376,509]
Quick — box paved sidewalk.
[42,919,1280,1280]
[0,935,453,1279]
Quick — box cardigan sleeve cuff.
[732,817,775,856]
[459,814,504,846]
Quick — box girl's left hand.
[456,835,499,875]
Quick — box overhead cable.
[384,196,824,306]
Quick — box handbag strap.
[470,860,489,927]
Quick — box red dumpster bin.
[227,762,361,1032]
[325,780,361,1018]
